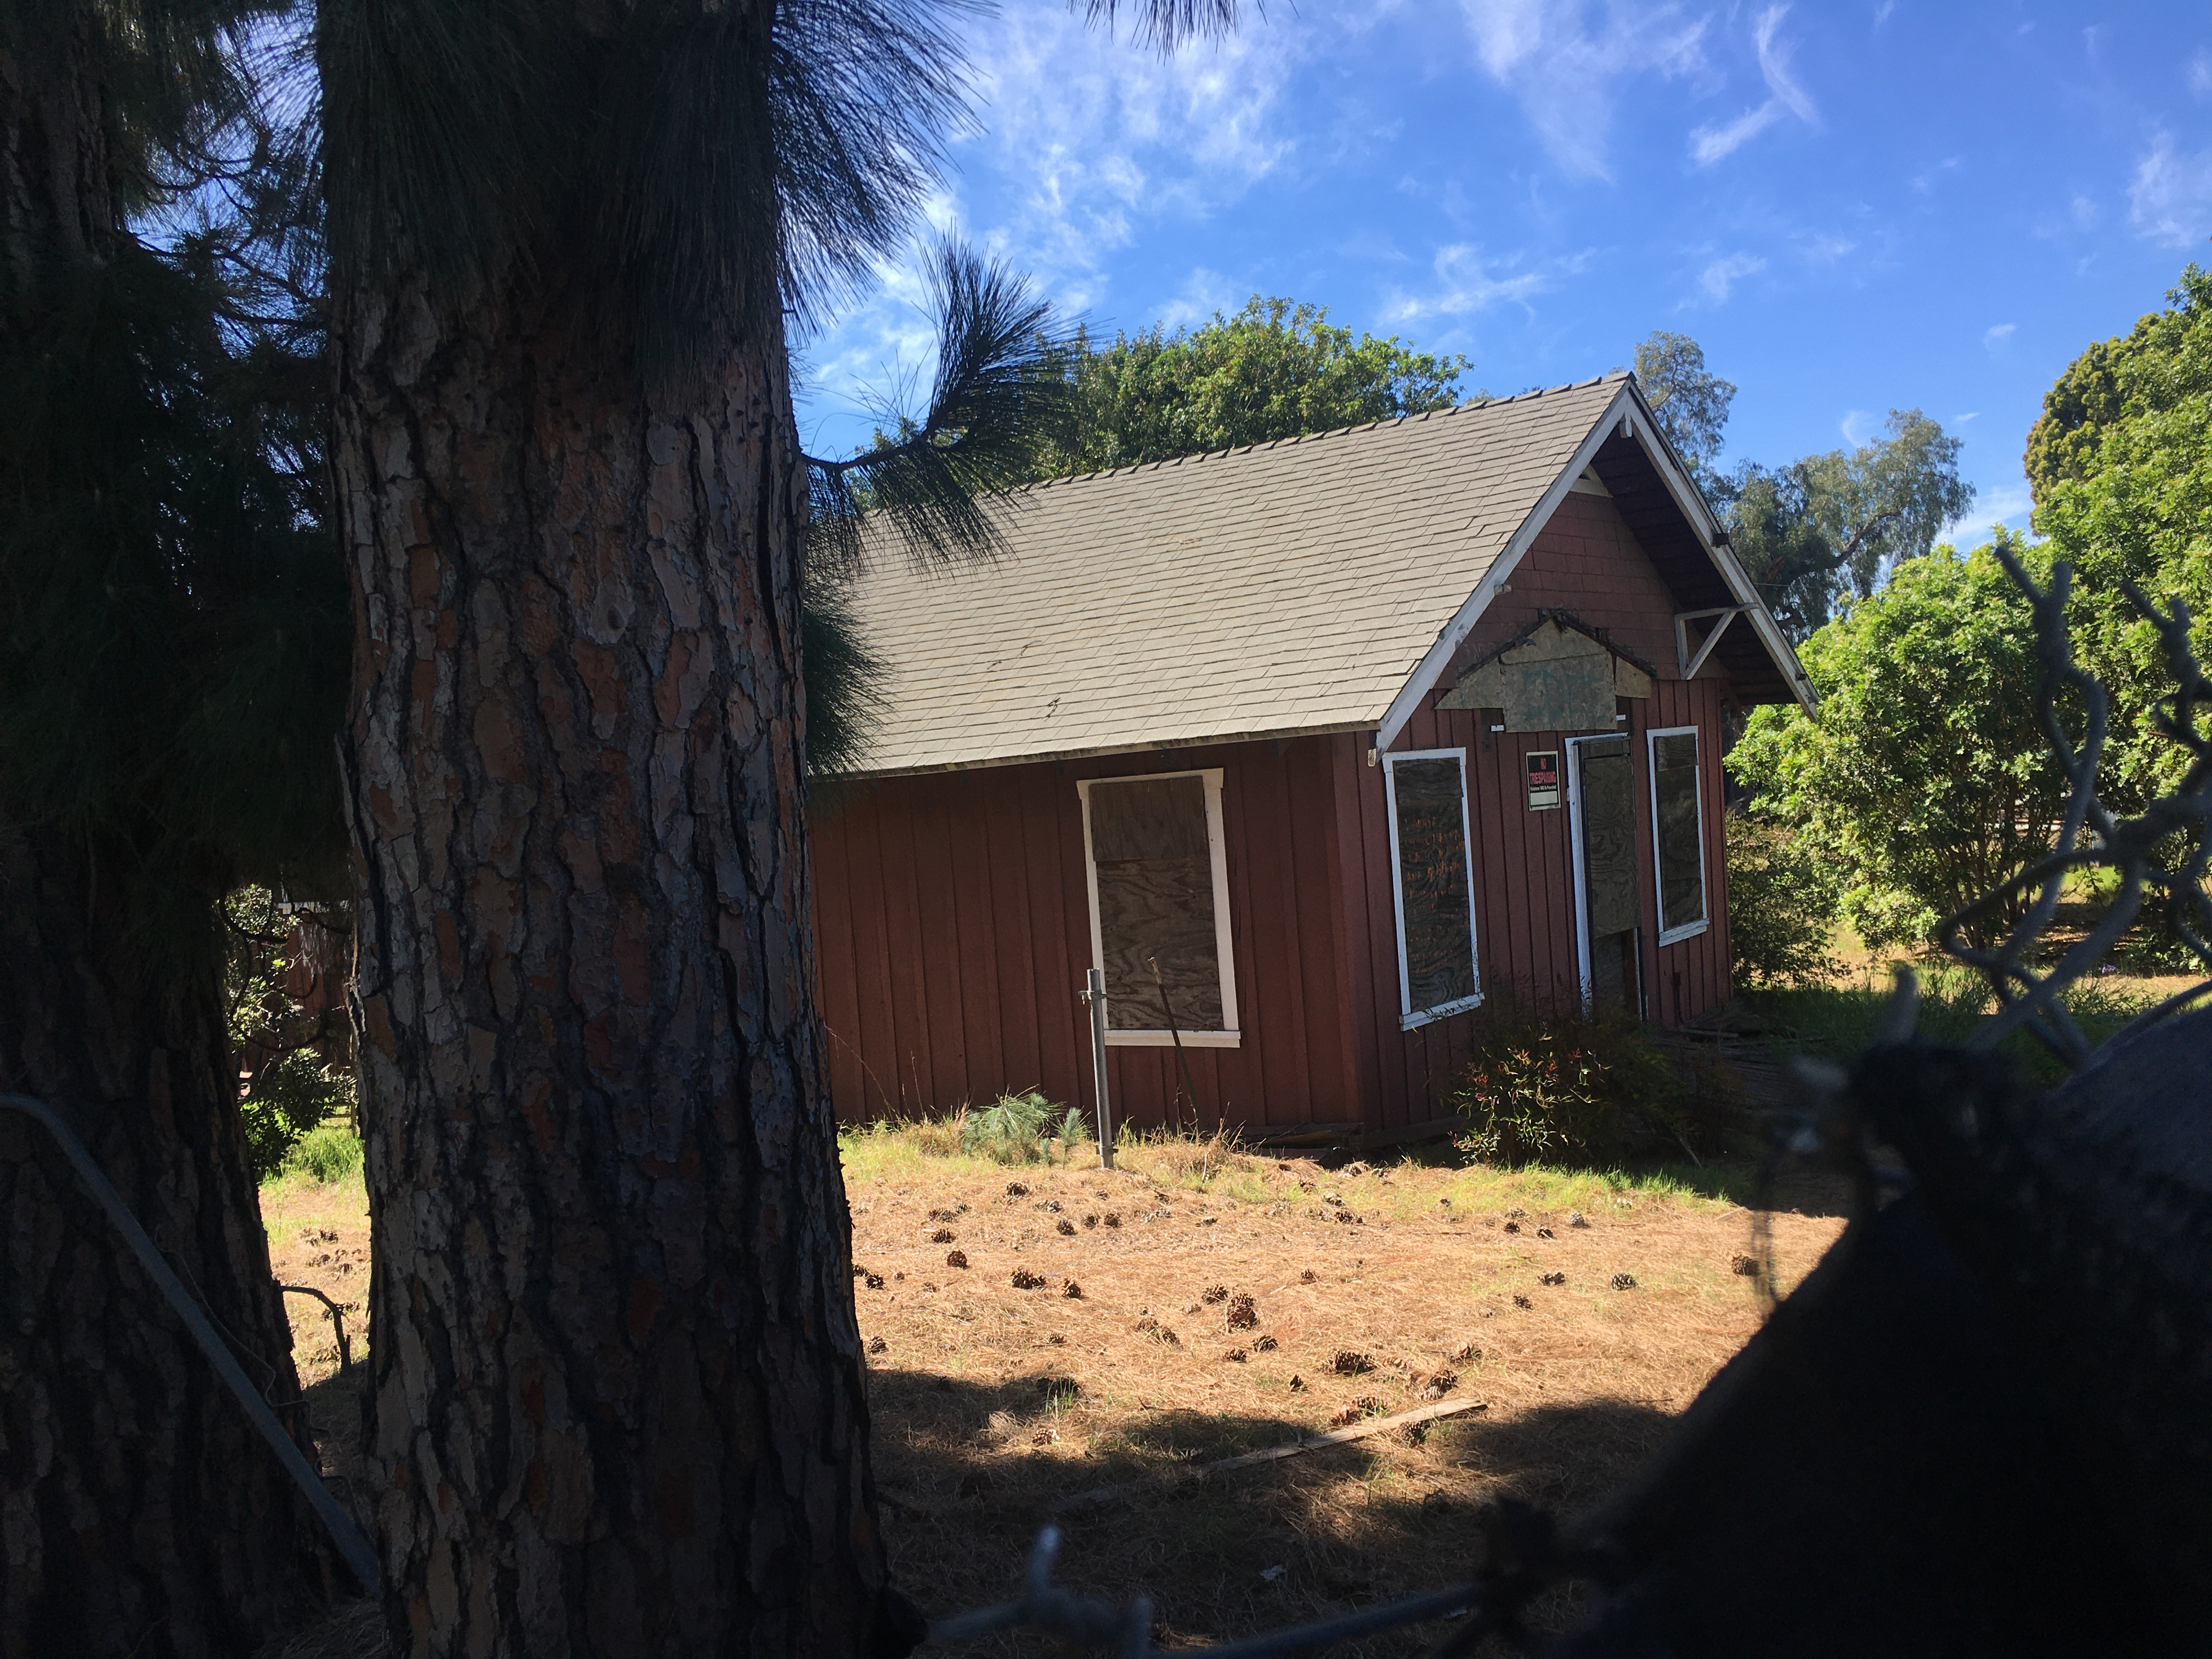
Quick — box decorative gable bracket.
[1674,606,1751,681]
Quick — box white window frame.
[1647,725,1711,946]
[1077,768,1240,1048]
[1381,748,1483,1031]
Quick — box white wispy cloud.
[1840,409,1875,446]
[1154,267,1244,331]
[2128,133,2212,247]
[1385,244,1561,321]
[1689,6,1818,166]
[1983,322,2017,351]
[1459,0,1709,182]
[795,2,1317,444]
[1948,483,2032,541]
[2190,49,2212,97]
[1695,251,1767,303]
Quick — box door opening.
[1567,734,1642,1017]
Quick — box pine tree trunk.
[0,828,339,1658]
[330,94,898,1659]
[0,22,338,1659]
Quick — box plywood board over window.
[1649,727,1709,945]
[1383,750,1482,1029]
[1078,770,1239,1046]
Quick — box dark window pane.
[1391,758,1477,1014]
[1090,776,1223,1030]
[1652,733,1705,932]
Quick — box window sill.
[1402,993,1483,1032]
[1656,919,1710,947]
[1104,1030,1242,1048]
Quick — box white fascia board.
[1612,388,1819,715]
[1373,385,1638,755]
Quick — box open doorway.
[1567,733,1643,1016]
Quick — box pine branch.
[804,237,1077,574]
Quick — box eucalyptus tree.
[1635,329,1736,484]
[0,4,347,1654]
[313,1,1229,1653]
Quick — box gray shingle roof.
[837,373,1630,776]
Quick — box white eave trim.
[1370,385,1816,752]
[1612,402,1818,715]
[1373,385,1639,755]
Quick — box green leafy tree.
[1731,531,2068,955]
[309,2,1233,1653]
[2025,264,2212,505]
[1635,329,1735,483]
[0,4,348,1651]
[1623,332,1971,640]
[2030,265,2212,800]
[1726,410,1974,640]
[2024,262,2212,962]
[1030,295,1468,477]
[1724,814,1842,988]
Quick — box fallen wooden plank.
[1053,1396,1490,1516]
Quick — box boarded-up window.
[1384,752,1480,1025]
[1081,772,1235,1037]
[1649,729,1707,940]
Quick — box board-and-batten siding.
[810,737,1358,1131]
[1334,489,1739,1126]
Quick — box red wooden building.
[809,374,1813,1141]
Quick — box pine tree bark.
[0,824,338,1658]
[330,74,898,1659]
[0,21,338,1659]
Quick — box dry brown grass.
[262,1167,370,1389]
[255,1133,1847,1654]
[844,1133,1846,1651]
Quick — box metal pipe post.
[1081,969,1115,1169]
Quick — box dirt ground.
[843,1137,1844,1651]
[262,1170,372,1390]
[258,1140,1848,1654]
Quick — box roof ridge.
[1014,370,1623,492]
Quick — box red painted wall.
[809,736,1360,1133]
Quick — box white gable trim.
[1370,384,1815,756]
[1372,385,1638,757]
[1610,395,1818,715]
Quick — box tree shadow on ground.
[868,1365,1676,1654]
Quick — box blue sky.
[793,1,2212,538]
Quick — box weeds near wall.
[1448,1006,1741,1166]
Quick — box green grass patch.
[1747,963,2169,1089]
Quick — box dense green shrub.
[1450,1009,1737,1165]
[960,1090,1087,1163]
[240,1048,355,1182]
[280,1122,363,1184]
[1726,813,1843,988]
